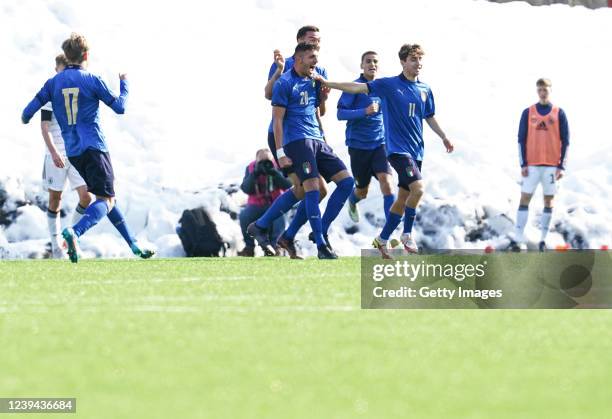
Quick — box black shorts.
[267,131,295,176]
[284,139,347,183]
[388,154,422,191]
[348,144,391,189]
[68,148,115,197]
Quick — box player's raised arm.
[94,74,129,115]
[264,50,285,100]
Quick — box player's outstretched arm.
[314,75,368,95]
[95,74,129,114]
[425,116,454,153]
[22,81,52,124]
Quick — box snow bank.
[1,0,610,259]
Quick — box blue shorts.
[283,139,347,183]
[68,148,115,197]
[348,144,391,189]
[268,132,294,176]
[388,154,422,190]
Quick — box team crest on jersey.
[406,167,414,177]
[420,90,427,102]
[303,162,312,175]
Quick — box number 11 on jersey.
[408,102,416,117]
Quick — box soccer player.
[21,33,154,263]
[511,78,569,252]
[41,54,92,259]
[253,42,354,259]
[337,51,394,223]
[249,25,331,258]
[316,44,455,259]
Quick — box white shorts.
[520,165,558,196]
[42,154,86,192]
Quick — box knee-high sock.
[47,209,61,246]
[72,200,109,237]
[380,211,403,241]
[383,194,394,220]
[71,203,87,226]
[515,205,529,238]
[107,205,136,248]
[305,190,325,246]
[284,201,307,240]
[255,190,298,229]
[322,177,355,235]
[403,207,417,234]
[540,207,553,242]
[349,189,361,205]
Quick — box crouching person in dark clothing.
[238,149,292,256]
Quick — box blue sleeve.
[271,79,289,108]
[337,108,367,121]
[558,108,569,169]
[268,62,277,80]
[320,67,328,80]
[366,78,388,98]
[424,88,435,118]
[336,91,366,120]
[22,79,52,123]
[518,108,529,167]
[94,77,128,114]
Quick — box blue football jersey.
[22,65,128,157]
[367,73,435,160]
[267,55,327,133]
[271,68,323,145]
[337,74,384,150]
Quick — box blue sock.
[255,190,298,229]
[348,189,360,205]
[403,207,417,234]
[380,211,403,241]
[284,201,307,240]
[107,206,136,248]
[72,200,109,237]
[322,177,355,235]
[305,190,325,246]
[383,194,394,219]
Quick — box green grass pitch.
[1,257,611,419]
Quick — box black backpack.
[178,207,226,257]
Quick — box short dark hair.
[361,51,378,62]
[398,44,424,61]
[62,33,89,63]
[294,42,319,55]
[55,53,68,67]
[296,25,319,41]
[536,78,552,87]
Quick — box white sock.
[47,209,61,248]
[540,208,553,242]
[515,205,529,241]
[71,204,87,226]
